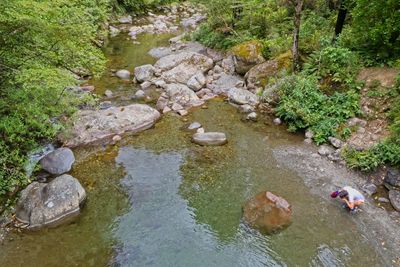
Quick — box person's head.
[339,190,348,199]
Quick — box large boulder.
[15,175,86,229]
[208,73,245,94]
[61,104,160,147]
[39,148,75,175]
[164,83,202,108]
[245,59,280,90]
[155,51,213,72]
[134,64,155,83]
[227,88,259,106]
[243,191,292,234]
[148,47,173,59]
[192,132,227,146]
[389,190,400,211]
[231,40,265,75]
[384,168,400,189]
[187,72,206,91]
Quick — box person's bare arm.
[343,198,355,209]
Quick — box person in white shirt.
[331,186,365,214]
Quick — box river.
[0,25,394,267]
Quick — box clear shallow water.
[0,31,386,266]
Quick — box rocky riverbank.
[2,6,399,266]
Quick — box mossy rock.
[276,50,293,70]
[231,40,265,74]
[245,50,292,89]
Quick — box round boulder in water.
[39,147,75,175]
[243,191,292,234]
[15,174,86,229]
[192,132,227,146]
[116,69,131,80]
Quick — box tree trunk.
[292,0,303,72]
[333,0,347,41]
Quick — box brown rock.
[243,191,292,234]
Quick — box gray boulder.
[118,15,132,24]
[208,73,245,94]
[227,88,259,106]
[362,183,377,196]
[165,83,201,108]
[61,104,160,147]
[134,64,155,82]
[15,175,86,229]
[39,148,75,175]
[192,132,227,146]
[318,145,334,156]
[188,122,202,130]
[384,168,400,189]
[148,47,173,59]
[246,112,258,121]
[116,69,131,80]
[187,72,206,91]
[389,190,400,211]
[155,51,212,72]
[328,137,343,149]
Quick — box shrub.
[303,46,361,87]
[275,74,360,144]
[192,24,239,50]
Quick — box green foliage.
[303,46,361,86]
[0,0,109,200]
[192,24,239,50]
[339,0,400,63]
[344,142,400,171]
[275,75,360,144]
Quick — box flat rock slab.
[61,104,160,147]
[16,174,86,229]
[192,132,227,146]
[39,148,75,175]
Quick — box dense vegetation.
[192,0,400,170]
[0,0,174,204]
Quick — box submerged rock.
[243,191,292,234]
[188,122,202,130]
[39,148,75,175]
[192,132,227,146]
[15,174,86,229]
[61,104,160,147]
[116,69,131,80]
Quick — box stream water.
[0,31,388,266]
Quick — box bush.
[192,24,239,50]
[344,142,400,171]
[303,46,361,87]
[339,0,400,63]
[275,74,360,144]
[0,0,107,201]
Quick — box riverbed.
[0,22,399,267]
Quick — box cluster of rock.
[15,148,86,229]
[113,4,206,42]
[131,39,263,120]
